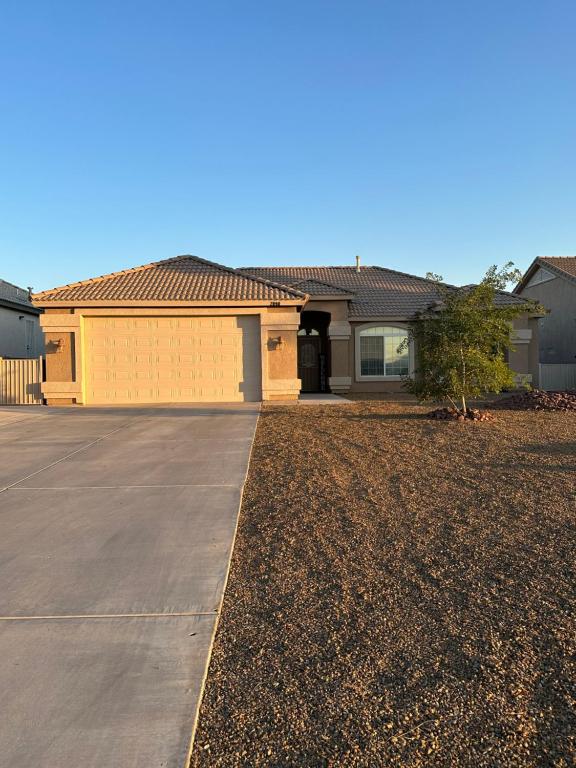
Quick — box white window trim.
[354,322,414,381]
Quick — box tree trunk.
[460,346,467,415]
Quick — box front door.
[298,335,321,392]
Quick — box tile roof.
[32,255,307,304]
[242,266,526,316]
[515,256,576,292]
[240,266,450,316]
[284,278,354,296]
[539,256,576,279]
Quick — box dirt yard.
[190,402,575,767]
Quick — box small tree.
[404,263,540,413]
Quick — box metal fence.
[539,363,576,391]
[0,357,43,405]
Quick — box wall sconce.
[49,338,64,353]
[272,336,284,350]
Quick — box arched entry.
[298,311,331,392]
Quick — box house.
[32,255,541,405]
[0,279,44,359]
[515,256,576,364]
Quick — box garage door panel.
[84,316,261,404]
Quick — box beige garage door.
[84,316,262,404]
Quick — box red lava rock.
[427,407,493,422]
[492,389,576,412]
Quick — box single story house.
[515,256,576,364]
[32,255,540,405]
[0,278,44,359]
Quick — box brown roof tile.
[241,266,525,316]
[33,255,306,304]
[240,266,449,317]
[539,256,576,279]
[286,278,354,296]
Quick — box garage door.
[84,316,262,404]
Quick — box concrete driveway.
[0,403,259,768]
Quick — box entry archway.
[297,311,331,392]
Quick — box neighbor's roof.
[515,256,576,292]
[241,265,523,316]
[32,255,307,305]
[540,256,576,278]
[0,278,40,314]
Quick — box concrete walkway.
[0,403,259,768]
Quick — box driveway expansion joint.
[0,611,219,621]
[8,483,240,490]
[0,417,147,495]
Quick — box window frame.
[354,323,413,381]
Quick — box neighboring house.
[515,256,576,364]
[0,279,44,359]
[32,255,540,405]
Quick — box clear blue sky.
[1,0,575,292]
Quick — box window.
[358,326,409,378]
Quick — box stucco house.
[32,255,540,405]
[515,256,576,364]
[0,279,44,359]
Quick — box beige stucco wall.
[267,330,297,379]
[305,299,349,321]
[344,314,540,394]
[37,296,540,404]
[260,307,301,400]
[38,304,302,404]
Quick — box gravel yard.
[190,402,576,768]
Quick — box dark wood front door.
[298,336,321,392]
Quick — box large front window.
[359,326,409,377]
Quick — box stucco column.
[40,311,83,405]
[328,321,352,393]
[260,309,301,400]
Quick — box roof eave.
[32,298,306,309]
[349,314,413,322]
[0,298,41,315]
[514,258,541,293]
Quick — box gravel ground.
[190,402,576,768]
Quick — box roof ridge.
[179,255,308,298]
[32,256,189,298]
[242,264,457,287]
[369,265,458,289]
[33,254,307,300]
[289,277,354,294]
[0,277,29,292]
[242,265,374,270]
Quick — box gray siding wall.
[0,307,44,358]
[519,275,576,364]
